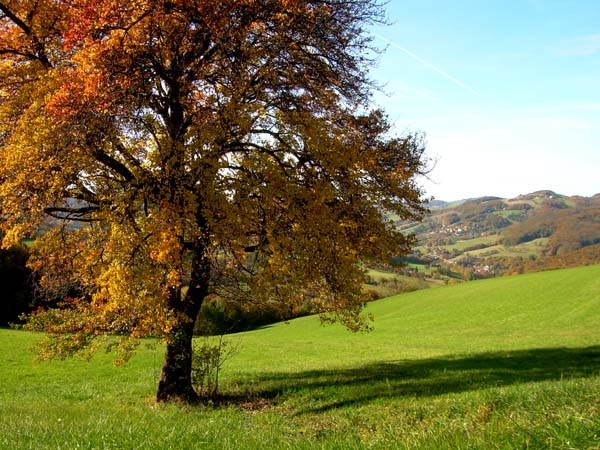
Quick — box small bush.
[191,337,238,399]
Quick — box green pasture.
[440,236,548,259]
[455,237,549,260]
[405,262,435,274]
[365,268,410,283]
[397,223,422,236]
[495,209,530,219]
[441,235,500,252]
[364,268,443,297]
[2,265,600,449]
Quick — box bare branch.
[91,150,135,182]
[0,2,32,35]
[0,2,52,68]
[44,206,100,222]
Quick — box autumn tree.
[0,0,427,402]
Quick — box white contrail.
[374,33,476,94]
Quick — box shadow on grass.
[229,346,600,413]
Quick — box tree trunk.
[156,231,211,403]
[156,314,199,403]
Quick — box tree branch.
[0,3,31,35]
[0,2,52,68]
[91,150,135,182]
[44,206,100,222]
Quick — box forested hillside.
[394,191,600,280]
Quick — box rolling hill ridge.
[392,190,600,282]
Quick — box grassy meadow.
[2,265,600,449]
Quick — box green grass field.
[441,235,500,252]
[2,265,600,449]
[450,238,550,261]
[363,268,434,297]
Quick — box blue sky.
[369,1,600,200]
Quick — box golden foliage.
[0,0,426,377]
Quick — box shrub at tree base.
[191,337,238,399]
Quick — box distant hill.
[425,199,450,210]
[395,190,600,280]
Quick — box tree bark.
[156,311,199,403]
[156,231,211,403]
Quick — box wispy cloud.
[380,81,442,104]
[524,102,600,115]
[374,33,477,94]
[555,34,600,56]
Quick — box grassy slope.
[2,265,600,449]
[363,268,434,297]
[456,237,549,259]
[441,235,500,251]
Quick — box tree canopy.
[0,0,427,402]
